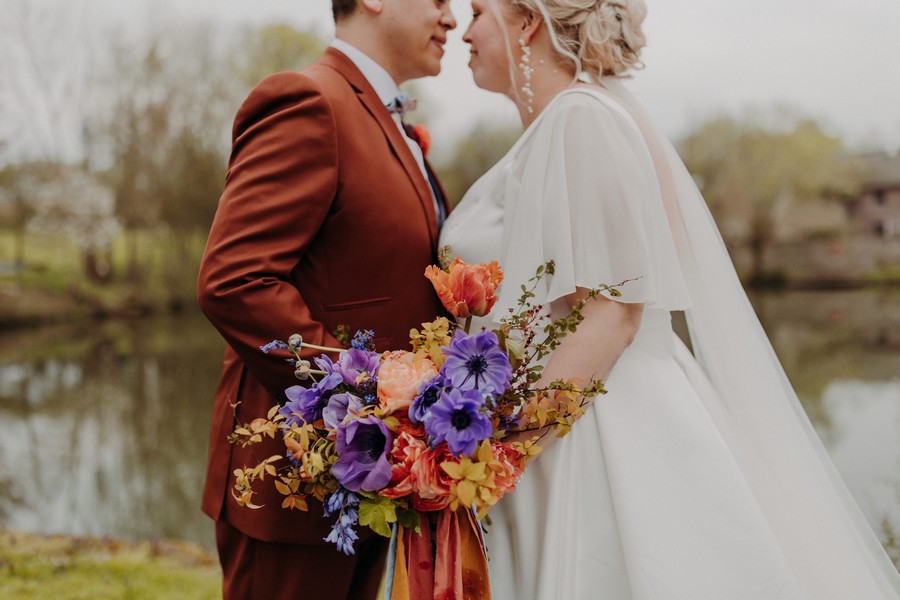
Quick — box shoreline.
[2,277,897,334]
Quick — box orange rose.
[411,446,455,511]
[381,430,426,500]
[424,258,503,319]
[377,351,438,415]
[490,442,526,496]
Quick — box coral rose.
[424,258,503,319]
[410,446,456,511]
[381,430,426,500]
[377,351,438,415]
[490,442,526,496]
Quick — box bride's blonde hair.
[513,0,648,79]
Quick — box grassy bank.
[0,229,206,330]
[0,530,221,600]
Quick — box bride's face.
[463,0,520,94]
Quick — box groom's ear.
[520,12,543,45]
[359,0,384,15]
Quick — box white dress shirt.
[329,39,439,214]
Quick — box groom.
[196,1,456,598]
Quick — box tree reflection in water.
[0,289,897,563]
[0,315,223,549]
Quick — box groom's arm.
[198,72,343,399]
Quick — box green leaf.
[396,508,421,533]
[358,496,397,538]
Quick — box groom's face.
[380,0,457,82]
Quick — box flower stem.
[464,316,472,334]
[302,342,344,354]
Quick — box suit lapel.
[319,48,439,247]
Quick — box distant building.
[846,151,900,238]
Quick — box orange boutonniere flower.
[424,258,503,319]
[410,123,432,157]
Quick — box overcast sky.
[41,0,900,153]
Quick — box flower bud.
[294,359,311,380]
[288,334,303,351]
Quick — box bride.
[438,0,900,598]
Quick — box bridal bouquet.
[230,256,614,565]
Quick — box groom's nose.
[439,1,457,30]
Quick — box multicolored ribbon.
[385,507,491,600]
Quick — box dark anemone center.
[451,409,473,430]
[465,354,488,377]
[365,432,386,460]
[422,386,439,409]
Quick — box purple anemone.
[278,371,342,426]
[425,387,492,457]
[440,329,512,397]
[332,348,380,386]
[409,375,445,424]
[332,416,393,492]
[323,392,365,430]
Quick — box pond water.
[0,289,898,568]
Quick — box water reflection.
[0,315,223,549]
[0,289,897,564]
[818,380,900,567]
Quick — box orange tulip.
[424,258,503,319]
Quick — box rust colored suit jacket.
[197,48,448,544]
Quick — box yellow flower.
[410,317,453,367]
[441,455,487,508]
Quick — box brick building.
[846,151,900,238]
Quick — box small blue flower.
[351,330,376,351]
[323,491,361,555]
[323,488,360,517]
[260,340,288,354]
[325,514,359,555]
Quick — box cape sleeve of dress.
[494,88,691,318]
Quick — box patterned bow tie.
[385,92,417,118]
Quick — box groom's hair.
[332,0,357,21]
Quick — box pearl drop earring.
[518,37,535,114]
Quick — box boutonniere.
[409,124,432,158]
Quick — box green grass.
[0,229,207,328]
[0,530,221,600]
[867,264,900,285]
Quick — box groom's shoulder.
[232,63,351,139]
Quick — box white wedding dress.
[439,85,900,599]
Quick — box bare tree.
[0,0,100,164]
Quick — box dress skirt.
[484,316,805,600]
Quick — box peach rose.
[377,351,438,415]
[410,446,455,511]
[424,258,503,319]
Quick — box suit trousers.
[216,519,388,600]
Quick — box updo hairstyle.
[512,0,648,78]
